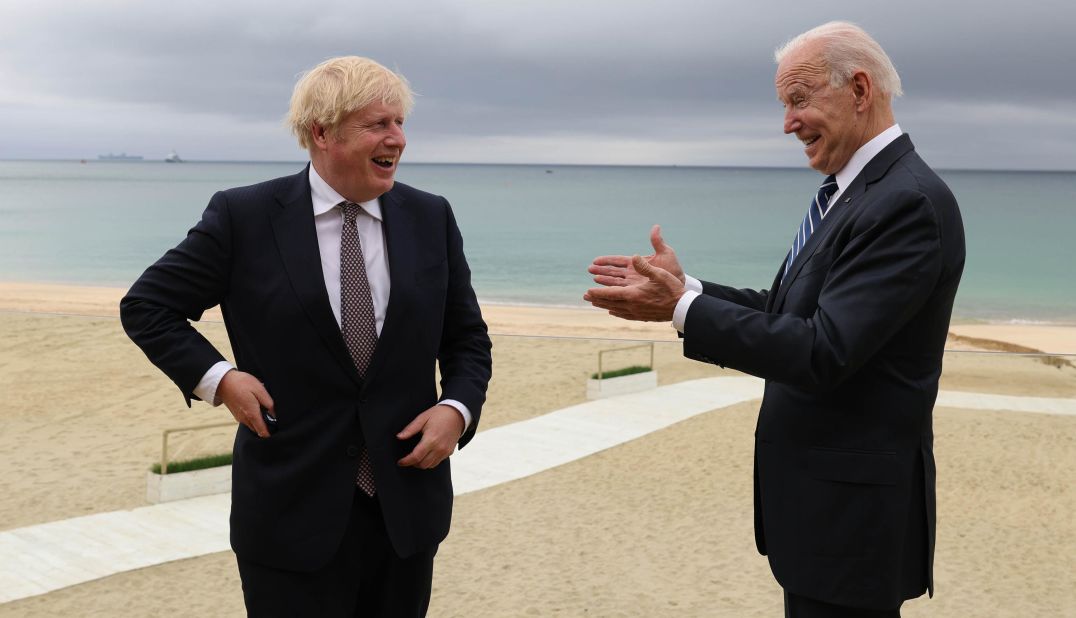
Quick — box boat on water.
[165,150,183,163]
[97,152,143,161]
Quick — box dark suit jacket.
[121,167,492,570]
[682,135,964,609]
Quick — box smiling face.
[310,100,406,202]
[775,41,864,175]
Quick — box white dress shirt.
[194,164,472,429]
[672,124,903,332]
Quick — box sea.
[1,160,1073,324]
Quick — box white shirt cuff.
[673,290,701,333]
[439,399,473,432]
[193,361,235,406]
[684,274,702,293]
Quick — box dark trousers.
[237,490,437,618]
[784,591,901,617]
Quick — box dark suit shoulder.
[214,168,307,211]
[889,152,954,203]
[387,181,449,209]
[855,152,954,227]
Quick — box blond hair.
[775,21,903,98]
[287,56,414,150]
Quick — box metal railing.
[594,342,655,385]
[159,422,235,475]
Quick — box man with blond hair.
[586,22,964,616]
[122,56,492,616]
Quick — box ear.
[850,70,873,111]
[310,123,330,151]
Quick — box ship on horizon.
[97,152,143,161]
[165,149,183,163]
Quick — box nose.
[386,123,406,148]
[783,107,800,135]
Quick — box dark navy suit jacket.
[683,135,965,609]
[121,167,492,569]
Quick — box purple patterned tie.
[339,201,379,496]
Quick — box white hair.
[775,21,903,98]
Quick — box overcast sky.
[1,0,1073,170]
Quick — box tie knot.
[813,175,839,209]
[818,174,838,198]
[340,201,362,223]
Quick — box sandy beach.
[1,281,1075,616]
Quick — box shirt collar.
[834,123,902,194]
[308,163,383,221]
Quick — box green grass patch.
[151,452,232,475]
[590,365,653,380]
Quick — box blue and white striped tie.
[783,174,838,280]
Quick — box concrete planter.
[146,465,231,504]
[586,370,658,399]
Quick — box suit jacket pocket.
[808,446,898,486]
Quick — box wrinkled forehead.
[775,44,828,94]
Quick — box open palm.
[588,224,685,287]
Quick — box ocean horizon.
[2,160,1074,324]
[6,157,1076,174]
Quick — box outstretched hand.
[584,254,685,322]
[588,224,685,288]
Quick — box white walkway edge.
[936,390,1076,415]
[451,376,764,494]
[3,377,1075,604]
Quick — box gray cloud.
[1,0,1073,169]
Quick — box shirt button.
[345,445,360,458]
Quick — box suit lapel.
[270,166,362,386]
[772,134,916,312]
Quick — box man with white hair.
[586,22,964,616]
[122,56,492,616]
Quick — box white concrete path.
[3,377,1076,604]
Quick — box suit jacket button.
[346,445,360,458]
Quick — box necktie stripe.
[783,175,838,281]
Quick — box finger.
[592,274,631,287]
[632,254,656,279]
[585,289,628,306]
[398,440,431,467]
[242,398,270,438]
[583,293,615,308]
[650,224,665,253]
[587,264,628,277]
[252,383,275,416]
[397,413,427,440]
[585,285,630,301]
[418,449,443,469]
[632,255,677,286]
[591,255,633,267]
